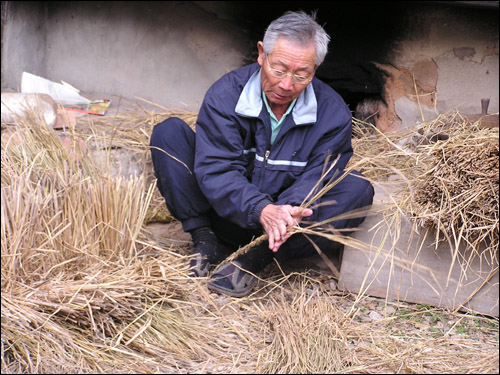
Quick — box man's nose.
[278,75,294,91]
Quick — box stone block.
[338,183,499,317]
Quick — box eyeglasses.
[265,55,313,85]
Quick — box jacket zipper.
[264,150,270,167]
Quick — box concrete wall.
[1,1,47,81]
[1,1,253,112]
[2,1,498,124]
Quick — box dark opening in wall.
[238,1,407,116]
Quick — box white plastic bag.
[21,72,91,106]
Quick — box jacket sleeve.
[275,102,353,220]
[194,90,272,229]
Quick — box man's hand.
[260,204,313,252]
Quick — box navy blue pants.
[150,117,374,262]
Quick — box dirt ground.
[146,221,499,347]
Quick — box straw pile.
[350,111,499,275]
[1,99,498,374]
[409,113,498,256]
[0,108,240,373]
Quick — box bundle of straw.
[408,113,499,259]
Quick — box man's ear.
[257,41,265,66]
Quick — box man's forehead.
[270,39,316,70]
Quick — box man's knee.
[341,171,373,207]
[314,171,374,223]
[150,117,193,148]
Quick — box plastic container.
[1,92,57,127]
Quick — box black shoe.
[189,253,214,277]
[188,226,225,277]
[207,261,258,297]
[235,243,274,274]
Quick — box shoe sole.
[207,277,257,298]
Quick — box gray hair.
[263,10,330,66]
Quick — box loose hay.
[255,277,499,374]
[1,101,498,374]
[1,111,249,373]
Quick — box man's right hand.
[260,204,313,252]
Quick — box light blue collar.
[235,68,317,125]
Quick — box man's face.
[257,38,316,109]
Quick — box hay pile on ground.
[1,111,218,373]
[1,101,498,373]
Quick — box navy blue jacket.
[195,63,353,229]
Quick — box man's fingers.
[266,223,286,251]
[279,222,288,236]
[261,204,313,252]
[289,206,313,219]
[267,231,275,250]
[301,208,313,217]
[272,237,285,252]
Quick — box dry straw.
[1,99,498,374]
[1,110,225,373]
[409,114,498,259]
[254,276,498,374]
[350,112,498,289]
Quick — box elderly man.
[150,11,374,297]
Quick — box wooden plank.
[338,183,499,317]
